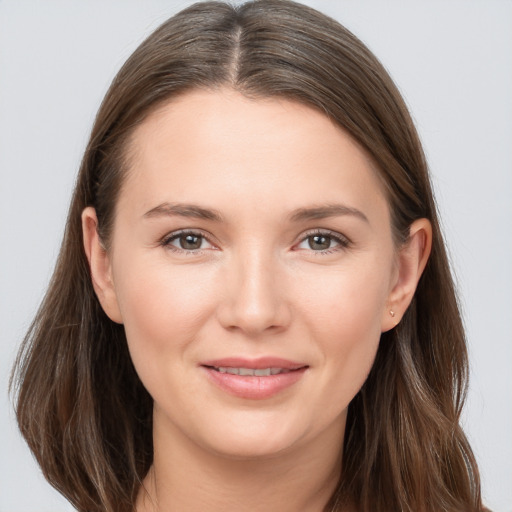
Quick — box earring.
[389,310,395,317]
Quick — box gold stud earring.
[389,310,395,317]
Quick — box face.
[88,89,406,459]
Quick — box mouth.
[200,358,309,399]
[204,366,303,376]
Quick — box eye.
[295,230,350,254]
[161,230,215,253]
[305,234,334,251]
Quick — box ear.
[381,218,432,332]
[81,207,123,324]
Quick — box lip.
[200,357,308,400]
[201,357,306,370]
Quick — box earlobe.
[81,207,123,324]
[381,218,432,332]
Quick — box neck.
[136,412,346,512]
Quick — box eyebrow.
[143,202,368,224]
[143,202,224,222]
[288,204,369,224]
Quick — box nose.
[216,248,292,337]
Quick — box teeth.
[214,367,289,376]
[254,368,271,376]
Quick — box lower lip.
[202,367,307,400]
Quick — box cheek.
[293,260,390,399]
[113,257,217,364]
[295,258,390,338]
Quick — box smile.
[210,366,294,376]
[201,358,308,400]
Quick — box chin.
[192,409,312,460]
[205,433,302,460]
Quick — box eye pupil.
[309,235,331,250]
[180,234,202,250]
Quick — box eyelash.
[160,230,214,255]
[298,229,351,255]
[159,229,351,256]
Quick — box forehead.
[120,88,389,223]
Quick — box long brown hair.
[11,1,484,511]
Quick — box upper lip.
[201,357,307,370]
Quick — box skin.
[82,89,431,511]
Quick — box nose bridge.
[218,242,290,335]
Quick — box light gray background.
[1,1,511,511]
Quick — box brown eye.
[178,233,203,250]
[163,231,213,252]
[308,234,332,251]
[295,230,349,254]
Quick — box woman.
[11,1,486,511]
